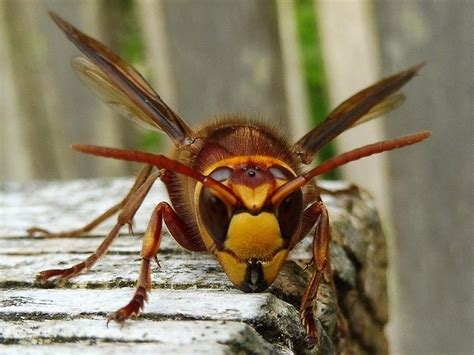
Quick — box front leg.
[108,201,205,323]
[300,200,347,348]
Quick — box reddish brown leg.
[35,171,160,285]
[300,201,331,348]
[108,201,204,323]
[27,165,153,238]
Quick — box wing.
[50,11,194,147]
[352,93,405,127]
[72,57,164,132]
[292,64,423,164]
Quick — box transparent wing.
[72,56,161,131]
[352,93,405,127]
[50,11,194,147]
[293,64,423,164]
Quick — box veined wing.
[50,11,194,147]
[293,64,423,164]
[352,93,405,127]
[72,56,163,131]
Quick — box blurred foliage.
[117,0,144,66]
[295,0,339,179]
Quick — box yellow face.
[195,156,303,292]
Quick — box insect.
[29,12,430,348]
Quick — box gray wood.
[162,0,288,127]
[0,320,274,354]
[375,1,474,354]
[315,0,392,223]
[0,178,389,353]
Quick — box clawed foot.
[305,334,319,349]
[301,306,321,349]
[303,321,321,349]
[35,268,74,286]
[35,260,86,285]
[28,227,54,237]
[303,258,315,271]
[107,286,148,326]
[301,309,349,349]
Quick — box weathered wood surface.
[0,178,389,354]
[375,1,474,354]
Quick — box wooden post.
[276,0,311,140]
[375,1,473,353]
[314,0,392,224]
[158,0,288,127]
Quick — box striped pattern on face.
[194,155,303,292]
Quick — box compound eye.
[209,167,233,181]
[269,167,286,179]
[269,165,294,180]
[277,189,303,240]
[199,187,232,246]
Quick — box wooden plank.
[1,320,275,353]
[0,178,389,353]
[0,178,356,237]
[1,253,233,289]
[1,289,287,322]
[0,178,169,237]
[0,320,268,346]
[0,344,234,355]
[0,289,306,352]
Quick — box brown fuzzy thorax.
[167,117,302,235]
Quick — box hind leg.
[27,165,153,238]
[35,171,160,284]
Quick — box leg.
[36,171,160,284]
[300,201,330,348]
[108,201,204,323]
[27,165,153,238]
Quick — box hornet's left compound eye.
[199,187,232,247]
